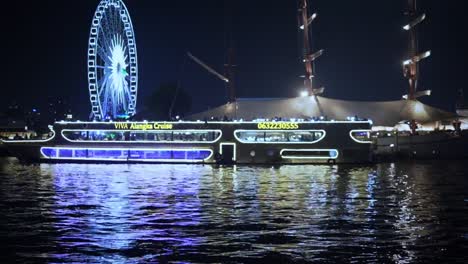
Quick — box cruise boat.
[2,120,373,164]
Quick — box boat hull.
[3,121,373,164]
[374,131,468,160]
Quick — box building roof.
[188,96,458,126]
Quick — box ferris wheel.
[87,0,138,120]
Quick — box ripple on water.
[0,158,467,263]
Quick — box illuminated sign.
[257,122,299,130]
[114,123,173,130]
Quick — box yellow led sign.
[257,122,299,130]
[114,123,173,130]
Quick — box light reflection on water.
[0,158,467,263]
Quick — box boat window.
[234,130,325,144]
[62,130,222,143]
[349,130,372,143]
[88,149,128,159]
[280,149,339,159]
[128,150,212,160]
[41,148,57,158]
[41,147,212,161]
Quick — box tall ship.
[1,0,373,164]
[190,0,467,161]
[373,0,468,160]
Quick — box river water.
[0,157,467,263]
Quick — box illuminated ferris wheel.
[87,0,138,120]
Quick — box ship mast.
[456,89,466,110]
[402,0,431,100]
[299,0,324,96]
[224,0,237,103]
[225,48,237,103]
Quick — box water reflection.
[43,164,210,263]
[0,158,466,263]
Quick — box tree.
[145,82,192,120]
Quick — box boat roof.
[188,96,458,127]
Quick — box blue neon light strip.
[41,147,213,162]
[280,149,339,159]
[41,148,57,158]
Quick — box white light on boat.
[423,50,431,59]
[300,90,309,97]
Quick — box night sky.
[2,0,467,119]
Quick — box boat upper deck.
[52,120,372,130]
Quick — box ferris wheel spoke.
[104,78,114,112]
[104,7,114,35]
[107,8,117,41]
[103,72,113,89]
[124,84,132,100]
[98,26,113,56]
[98,79,107,95]
[98,34,111,55]
[99,72,112,94]
[96,55,111,67]
[95,65,109,70]
[105,6,114,36]
[96,43,112,64]
[113,6,121,33]
[102,91,109,116]
[98,18,116,50]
